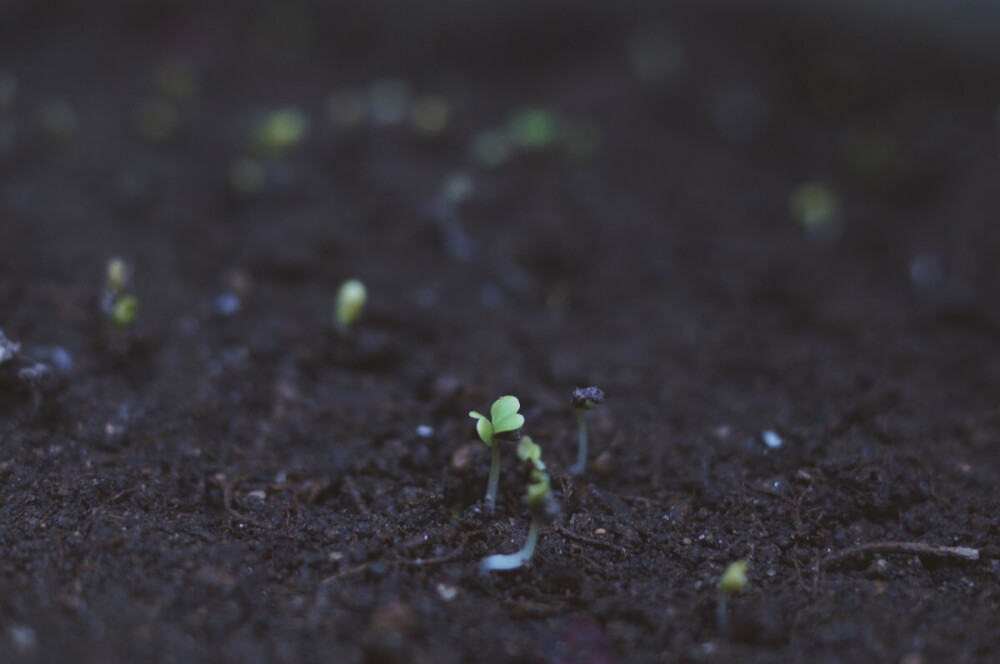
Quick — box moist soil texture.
[2,5,1000,663]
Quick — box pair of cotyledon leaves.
[469,395,524,447]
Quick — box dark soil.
[2,4,1000,663]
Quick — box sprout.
[509,108,561,151]
[790,181,840,237]
[569,386,604,476]
[516,436,544,470]
[253,108,308,155]
[105,257,130,295]
[100,257,138,328]
[110,295,139,328]
[480,440,554,573]
[716,560,748,637]
[334,279,367,331]
[469,395,524,512]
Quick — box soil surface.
[2,5,1000,663]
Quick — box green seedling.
[516,436,545,470]
[509,108,562,151]
[716,559,748,637]
[253,108,307,156]
[790,181,840,237]
[101,257,138,328]
[480,437,554,573]
[469,395,524,512]
[569,386,605,476]
[334,279,367,331]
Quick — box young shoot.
[480,438,553,573]
[716,559,748,638]
[334,279,367,332]
[100,257,138,328]
[569,386,605,476]
[469,395,524,512]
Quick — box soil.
[2,4,1000,663]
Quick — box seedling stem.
[569,386,604,476]
[573,408,588,475]
[469,396,524,512]
[479,518,539,572]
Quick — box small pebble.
[762,430,783,449]
[214,293,241,316]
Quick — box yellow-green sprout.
[110,295,139,328]
[509,108,562,151]
[717,560,748,637]
[790,181,840,236]
[254,108,307,156]
[469,395,524,512]
[334,279,367,331]
[517,435,544,470]
[105,257,130,295]
[101,257,138,328]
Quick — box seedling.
[569,386,604,476]
[333,279,367,332]
[100,257,138,328]
[716,559,747,637]
[469,395,524,512]
[480,437,554,573]
[253,108,307,156]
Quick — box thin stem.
[716,594,729,638]
[570,409,587,476]
[485,442,501,512]
[480,516,540,573]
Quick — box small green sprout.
[480,437,554,573]
[516,436,544,470]
[716,559,748,637]
[253,108,308,156]
[569,386,605,476]
[110,295,139,327]
[469,395,524,512]
[101,257,138,328]
[334,279,367,331]
[509,108,562,151]
[790,181,840,237]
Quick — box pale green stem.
[716,594,729,638]
[570,409,587,476]
[480,516,540,573]
[485,441,501,512]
